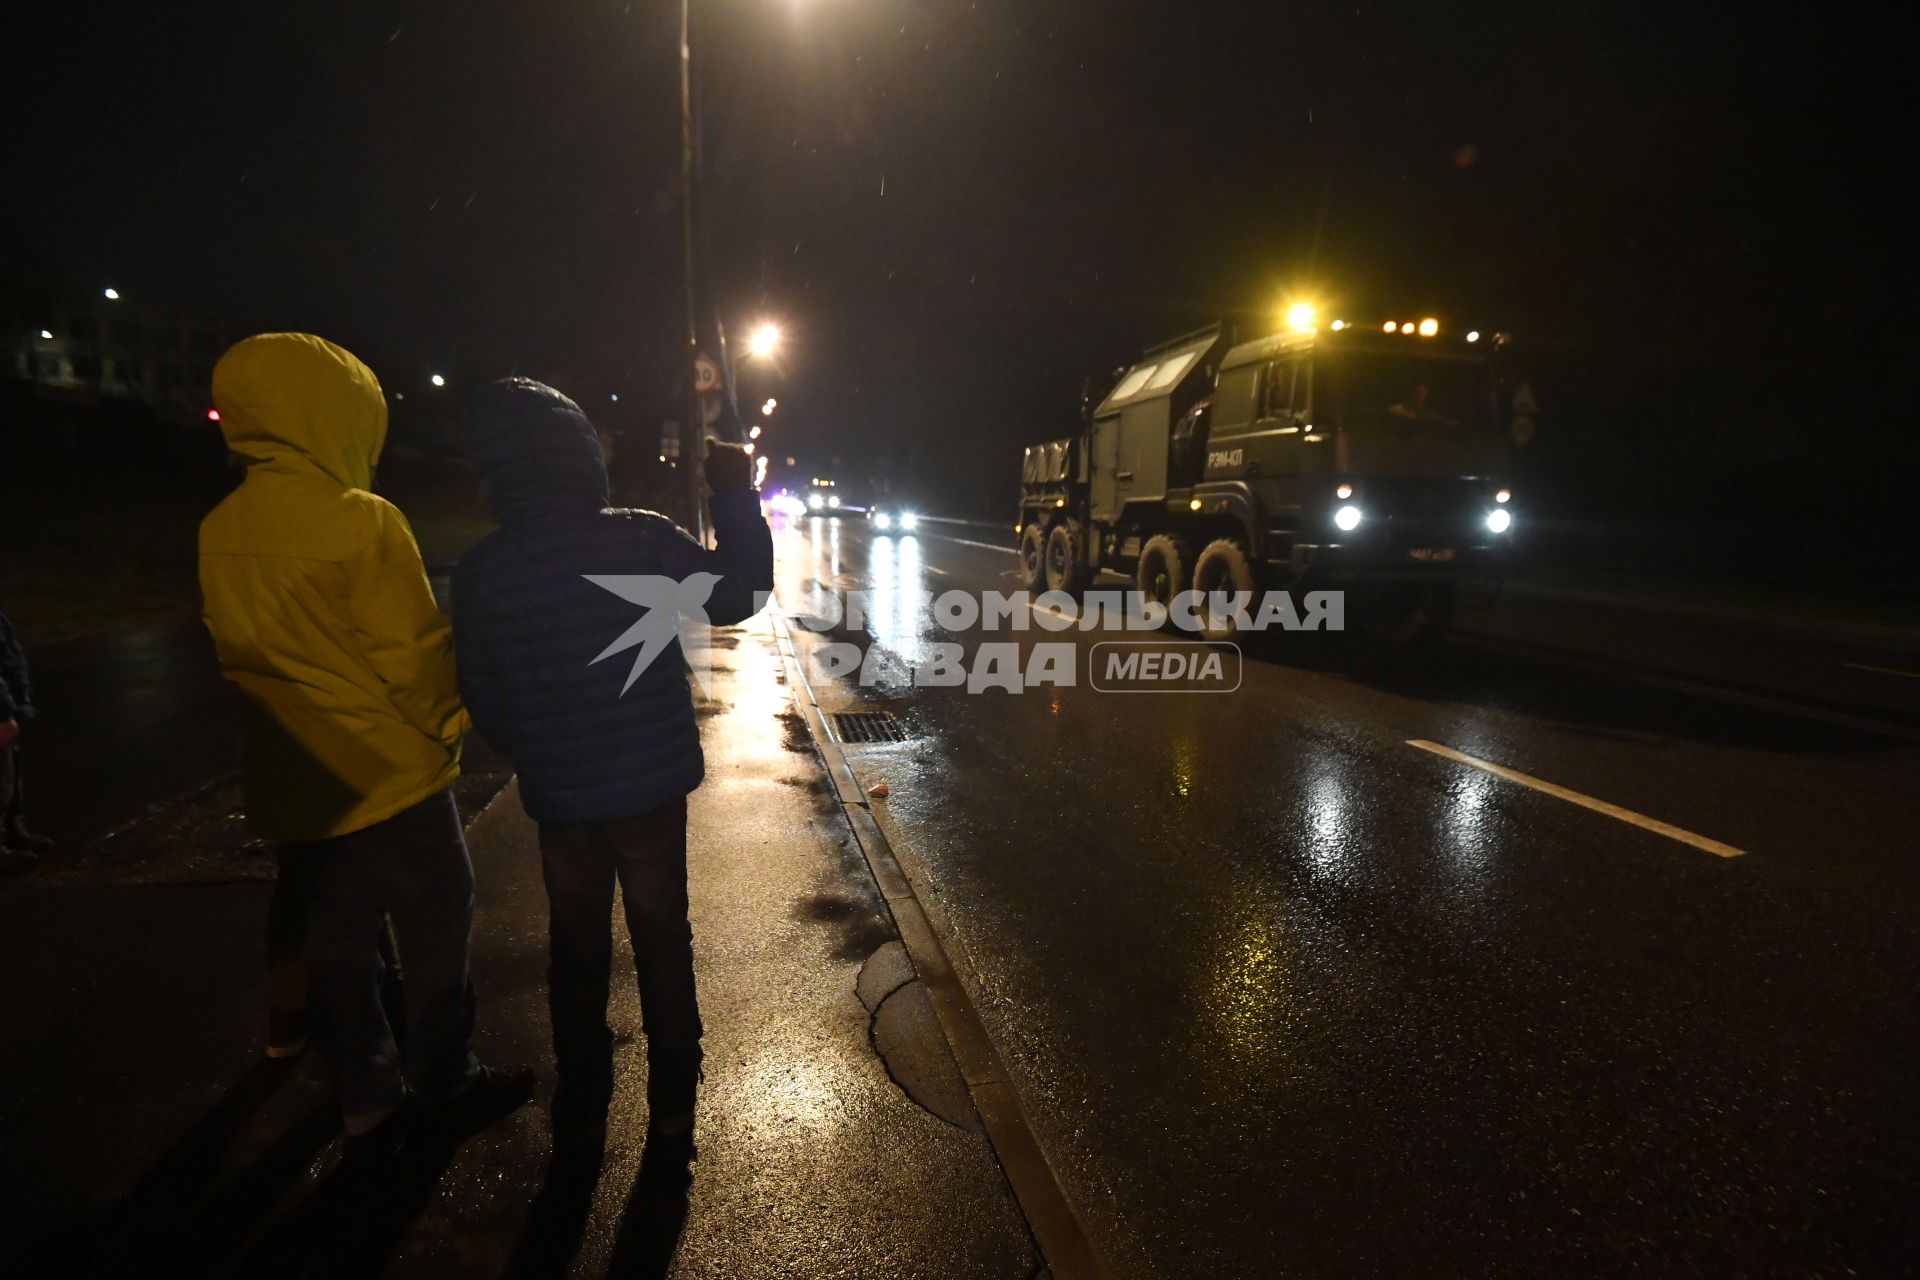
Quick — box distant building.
[6,292,235,424]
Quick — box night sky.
[5,0,1914,511]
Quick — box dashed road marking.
[1406,739,1747,859]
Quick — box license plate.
[1408,547,1455,562]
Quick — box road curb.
[768,611,1113,1280]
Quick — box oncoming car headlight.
[807,493,825,511]
[828,494,841,509]
[1334,505,1363,532]
[873,512,893,530]
[899,512,919,531]
[1486,508,1512,534]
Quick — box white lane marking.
[1844,661,1920,681]
[1405,739,1747,859]
[917,530,1017,555]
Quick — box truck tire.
[1018,521,1049,592]
[1191,538,1256,642]
[1044,521,1092,595]
[1136,535,1190,616]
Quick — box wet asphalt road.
[773,514,1920,1278]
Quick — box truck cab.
[1200,323,1513,586]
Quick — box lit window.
[1146,352,1196,390]
[1107,363,1157,401]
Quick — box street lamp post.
[679,0,705,544]
[676,9,785,544]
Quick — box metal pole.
[679,0,707,544]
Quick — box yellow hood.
[212,332,388,490]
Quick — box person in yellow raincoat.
[199,333,528,1159]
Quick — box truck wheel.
[1018,521,1049,592]
[1044,522,1091,594]
[1135,535,1190,617]
[1191,539,1257,641]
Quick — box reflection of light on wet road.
[1196,902,1303,1085]
[865,532,931,664]
[1436,763,1498,881]
[735,1046,850,1133]
[1170,735,1197,803]
[1299,755,1359,882]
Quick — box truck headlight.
[808,493,824,510]
[873,512,892,530]
[1486,509,1512,534]
[1334,505,1363,532]
[828,495,841,508]
[900,512,919,531]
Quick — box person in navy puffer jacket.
[453,377,772,1166]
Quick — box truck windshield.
[1339,354,1492,431]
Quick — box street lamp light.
[430,373,447,388]
[745,322,782,360]
[762,397,777,415]
[103,288,120,301]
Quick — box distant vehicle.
[867,502,921,535]
[804,477,843,513]
[1015,315,1520,641]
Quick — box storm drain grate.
[832,711,910,743]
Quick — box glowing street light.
[745,322,782,360]
[103,287,121,301]
[1284,301,1317,332]
[39,329,52,340]
[748,424,762,440]
[430,373,447,388]
[762,397,778,415]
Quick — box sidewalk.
[0,612,1036,1278]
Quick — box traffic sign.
[693,353,721,394]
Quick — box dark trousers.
[1,744,27,840]
[537,796,702,1094]
[283,788,479,1120]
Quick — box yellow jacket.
[198,333,468,842]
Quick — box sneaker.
[423,1064,537,1137]
[266,1006,309,1059]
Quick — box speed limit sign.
[693,354,721,394]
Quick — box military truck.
[1016,317,1518,640]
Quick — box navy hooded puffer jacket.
[452,378,773,824]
